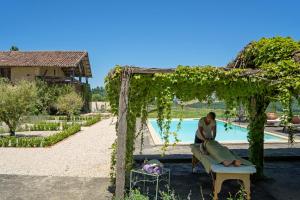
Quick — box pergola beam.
[123,66,261,75]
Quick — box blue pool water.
[149,119,284,143]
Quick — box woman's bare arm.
[212,125,216,139]
[199,126,206,140]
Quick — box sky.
[1,0,300,87]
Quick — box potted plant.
[266,102,278,120]
[292,116,300,124]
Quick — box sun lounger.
[191,144,256,200]
[266,118,281,126]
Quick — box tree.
[0,80,37,136]
[56,91,84,119]
[91,86,107,101]
[35,80,75,114]
[10,46,19,51]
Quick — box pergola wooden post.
[115,68,131,199]
[114,67,174,199]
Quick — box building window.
[0,68,11,80]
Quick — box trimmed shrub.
[43,124,81,146]
[0,124,81,147]
[30,122,61,131]
[83,115,101,126]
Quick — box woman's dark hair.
[208,112,216,120]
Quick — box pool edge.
[147,118,299,145]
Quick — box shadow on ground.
[1,161,300,200]
[156,161,300,200]
[0,175,112,200]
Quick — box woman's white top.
[196,117,216,140]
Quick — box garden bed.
[0,124,81,147]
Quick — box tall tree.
[10,46,19,51]
[56,91,84,120]
[0,80,37,136]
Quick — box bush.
[57,115,89,121]
[0,127,6,134]
[56,91,84,119]
[25,122,61,131]
[124,190,149,200]
[0,124,81,147]
[121,188,185,200]
[35,81,75,114]
[43,124,81,146]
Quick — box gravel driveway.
[0,117,116,177]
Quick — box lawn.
[148,106,228,118]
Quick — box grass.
[147,103,300,119]
[148,106,228,119]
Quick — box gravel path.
[0,118,116,178]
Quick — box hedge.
[47,115,94,121]
[82,115,101,126]
[24,122,61,131]
[0,124,81,147]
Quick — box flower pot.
[292,116,300,124]
[267,112,278,120]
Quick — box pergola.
[114,66,260,198]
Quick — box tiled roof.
[0,51,86,67]
[0,51,92,77]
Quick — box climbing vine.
[106,37,300,180]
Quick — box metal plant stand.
[130,168,171,200]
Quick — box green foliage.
[0,80,37,136]
[82,114,101,126]
[91,86,107,101]
[240,36,300,68]
[105,37,300,178]
[10,45,19,51]
[226,186,247,200]
[81,83,92,112]
[110,140,117,184]
[56,91,84,119]
[35,80,75,114]
[0,124,81,147]
[25,122,61,131]
[123,190,149,200]
[122,188,184,200]
[148,106,227,119]
[43,124,81,146]
[47,115,90,121]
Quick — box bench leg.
[240,175,251,200]
[213,173,225,200]
[213,173,251,200]
[192,155,199,171]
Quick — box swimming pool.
[148,119,286,144]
